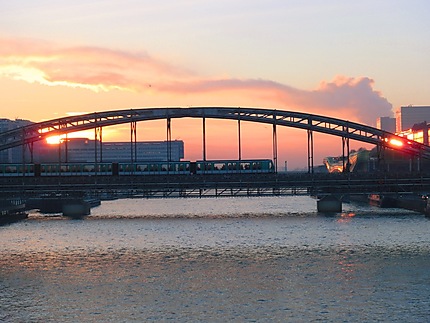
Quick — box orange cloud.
[0,37,393,126]
[0,37,189,92]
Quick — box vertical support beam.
[64,133,68,163]
[92,114,99,177]
[342,137,345,171]
[94,127,103,163]
[167,117,172,162]
[29,142,34,163]
[307,117,314,174]
[94,127,97,163]
[130,121,137,163]
[134,125,137,163]
[93,114,98,175]
[202,117,206,162]
[342,137,350,172]
[271,110,278,172]
[58,137,62,177]
[272,118,278,173]
[94,127,98,176]
[377,143,386,172]
[342,124,350,173]
[346,137,350,172]
[307,129,314,174]
[238,117,242,161]
[99,128,103,162]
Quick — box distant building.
[29,138,185,163]
[53,138,185,163]
[398,106,430,132]
[376,117,396,133]
[0,118,33,163]
[397,121,430,145]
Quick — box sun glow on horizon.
[45,135,62,144]
[45,130,99,145]
[42,125,136,146]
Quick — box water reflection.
[1,245,430,322]
[1,197,429,321]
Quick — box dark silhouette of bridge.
[1,107,430,173]
[2,107,430,211]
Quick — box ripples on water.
[1,196,430,322]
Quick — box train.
[0,159,275,177]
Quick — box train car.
[0,159,276,177]
[117,161,191,175]
[38,163,112,176]
[0,163,34,176]
[193,159,275,174]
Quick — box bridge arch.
[1,107,429,170]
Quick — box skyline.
[1,1,429,168]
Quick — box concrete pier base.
[62,200,90,218]
[317,195,342,213]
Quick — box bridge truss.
[1,107,429,172]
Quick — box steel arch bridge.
[1,107,429,170]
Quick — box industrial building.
[375,106,430,145]
[376,116,396,133]
[397,106,430,132]
[54,138,184,163]
[30,138,185,163]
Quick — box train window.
[8,166,17,173]
[242,162,250,170]
[253,162,262,170]
[84,165,94,172]
[228,162,238,170]
[214,163,224,170]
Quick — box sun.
[46,135,62,144]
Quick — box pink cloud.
[0,37,392,126]
[159,76,393,125]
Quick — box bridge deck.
[2,173,430,199]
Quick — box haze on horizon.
[1,1,429,168]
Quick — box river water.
[1,196,429,322]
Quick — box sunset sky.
[1,1,429,169]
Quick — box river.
[1,196,429,322]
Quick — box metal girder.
[1,107,430,159]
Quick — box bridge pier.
[62,200,91,218]
[317,195,342,213]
